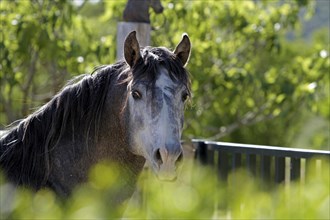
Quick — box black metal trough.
[192,139,330,184]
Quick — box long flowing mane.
[0,62,127,188]
[0,46,190,190]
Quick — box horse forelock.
[129,46,191,93]
[118,46,191,119]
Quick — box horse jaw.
[127,67,185,181]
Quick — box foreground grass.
[0,159,329,219]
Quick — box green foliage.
[149,0,329,147]
[0,0,117,123]
[1,159,329,219]
[0,0,329,149]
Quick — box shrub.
[1,158,329,219]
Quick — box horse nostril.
[154,148,163,166]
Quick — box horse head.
[124,31,191,181]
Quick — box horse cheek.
[134,113,144,129]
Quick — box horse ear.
[173,33,191,66]
[124,31,141,67]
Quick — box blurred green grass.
[1,158,329,219]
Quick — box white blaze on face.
[128,67,186,180]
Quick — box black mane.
[0,63,122,188]
[0,46,190,190]
[131,46,191,91]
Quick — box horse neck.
[47,80,145,197]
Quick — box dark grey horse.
[0,31,191,212]
[123,0,164,23]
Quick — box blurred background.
[0,0,329,150]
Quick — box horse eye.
[132,90,142,100]
[182,92,189,102]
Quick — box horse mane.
[0,62,127,189]
[0,46,190,190]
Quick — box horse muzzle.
[152,146,183,181]
[156,164,178,181]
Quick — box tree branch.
[206,104,276,140]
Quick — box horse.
[0,31,191,208]
[123,0,164,23]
